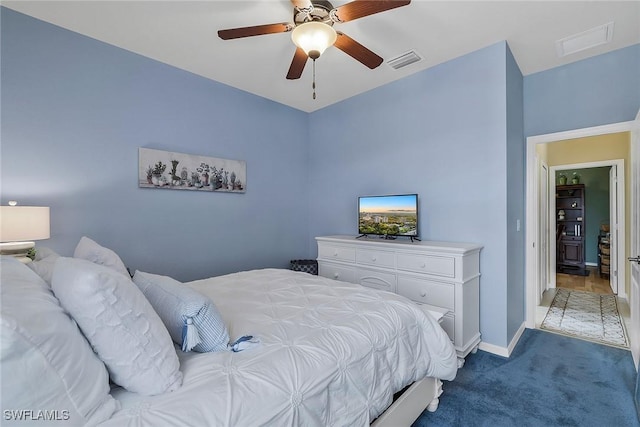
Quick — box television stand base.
[356,234,420,242]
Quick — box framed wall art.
[139,147,246,193]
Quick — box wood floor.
[556,266,613,294]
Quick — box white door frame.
[538,160,549,301]
[548,160,624,296]
[630,110,640,369]
[609,164,620,295]
[525,120,636,329]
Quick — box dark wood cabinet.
[556,184,586,274]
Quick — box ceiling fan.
[218,0,411,82]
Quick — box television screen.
[358,194,418,237]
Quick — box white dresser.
[316,235,482,365]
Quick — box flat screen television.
[358,194,419,239]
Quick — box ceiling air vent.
[387,50,422,70]
[556,22,614,57]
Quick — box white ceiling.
[4,1,639,112]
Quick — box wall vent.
[556,22,614,57]
[387,50,422,70]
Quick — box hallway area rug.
[541,288,629,348]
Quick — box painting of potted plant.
[139,147,246,193]
[151,161,166,186]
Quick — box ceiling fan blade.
[290,0,313,10]
[332,0,411,23]
[286,47,308,80]
[218,23,293,40]
[334,32,383,69]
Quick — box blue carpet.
[413,328,639,427]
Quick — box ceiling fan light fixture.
[291,22,337,59]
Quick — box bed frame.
[371,377,443,427]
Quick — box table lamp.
[0,201,50,263]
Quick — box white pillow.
[73,236,129,277]
[33,246,59,262]
[26,246,60,285]
[0,256,118,425]
[51,257,182,396]
[133,270,230,352]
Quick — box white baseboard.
[478,341,509,357]
[477,322,527,358]
[507,322,527,355]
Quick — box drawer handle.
[420,263,426,268]
[333,273,339,279]
[371,256,377,262]
[420,291,427,298]
[333,252,338,257]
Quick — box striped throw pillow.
[133,270,229,353]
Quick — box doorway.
[525,118,638,364]
[548,161,623,297]
[536,158,627,333]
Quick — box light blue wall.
[524,44,640,136]
[0,8,310,281]
[307,43,512,347]
[506,45,525,342]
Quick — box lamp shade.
[0,206,50,242]
[291,22,337,58]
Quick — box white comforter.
[101,269,457,427]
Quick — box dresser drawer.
[415,303,447,323]
[397,253,456,278]
[318,244,356,263]
[356,268,396,293]
[356,249,395,269]
[396,276,454,310]
[318,262,356,283]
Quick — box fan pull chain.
[312,59,316,100]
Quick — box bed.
[1,241,458,427]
